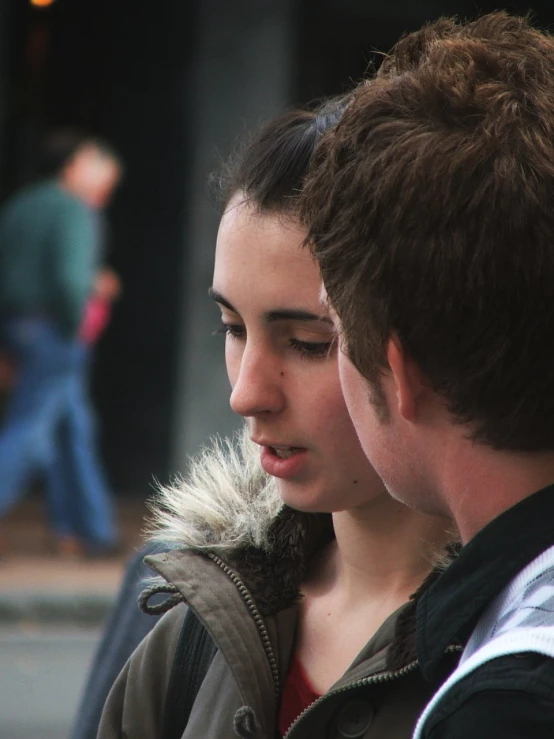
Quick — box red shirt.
[278,655,321,737]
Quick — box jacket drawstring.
[139,583,184,615]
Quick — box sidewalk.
[0,497,148,625]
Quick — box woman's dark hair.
[216,95,349,214]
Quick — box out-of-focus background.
[0,0,551,736]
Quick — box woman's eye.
[289,337,335,359]
[214,321,245,339]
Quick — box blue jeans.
[46,343,116,547]
[0,317,116,547]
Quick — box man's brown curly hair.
[301,11,554,451]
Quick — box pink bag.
[79,295,111,344]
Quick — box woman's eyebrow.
[208,288,333,325]
[265,309,334,325]
[208,287,236,313]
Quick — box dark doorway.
[296,1,554,102]
[2,0,196,496]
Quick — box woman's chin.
[276,480,335,514]
[276,478,389,515]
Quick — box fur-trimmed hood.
[148,424,285,554]
[146,425,334,616]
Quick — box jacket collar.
[148,548,281,737]
[387,555,458,672]
[417,483,554,680]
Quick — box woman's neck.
[296,495,454,694]
[327,495,454,604]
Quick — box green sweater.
[0,180,98,336]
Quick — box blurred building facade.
[0,0,550,497]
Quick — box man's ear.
[386,336,425,422]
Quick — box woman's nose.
[229,346,285,418]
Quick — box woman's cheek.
[302,369,345,420]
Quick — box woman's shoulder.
[122,603,187,696]
[97,603,188,739]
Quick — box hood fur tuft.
[147,425,284,554]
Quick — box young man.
[302,12,554,738]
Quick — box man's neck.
[437,439,554,543]
[58,177,95,208]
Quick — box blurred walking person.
[0,129,121,555]
[45,262,122,556]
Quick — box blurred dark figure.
[70,541,170,739]
[0,129,122,555]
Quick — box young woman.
[98,100,458,739]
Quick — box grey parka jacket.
[98,429,459,739]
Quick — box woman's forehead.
[216,203,311,270]
[214,205,324,314]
